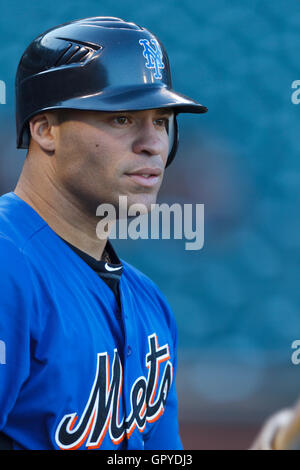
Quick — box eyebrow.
[153,109,174,117]
[105,109,174,118]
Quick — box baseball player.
[0,16,296,451]
[0,16,207,450]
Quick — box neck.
[14,155,111,261]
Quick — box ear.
[29,113,58,152]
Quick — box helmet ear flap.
[166,114,178,167]
[20,124,30,149]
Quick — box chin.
[129,192,158,209]
[106,192,156,219]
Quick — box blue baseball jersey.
[0,192,183,450]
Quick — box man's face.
[50,108,172,216]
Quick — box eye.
[154,118,169,128]
[113,115,129,125]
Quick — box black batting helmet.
[15,17,207,166]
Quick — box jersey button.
[127,346,132,356]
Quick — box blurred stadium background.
[1,0,300,449]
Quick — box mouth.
[124,168,162,188]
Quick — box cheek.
[55,126,123,192]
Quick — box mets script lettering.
[139,39,165,79]
[55,333,173,449]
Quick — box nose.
[131,120,168,158]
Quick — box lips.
[125,168,162,187]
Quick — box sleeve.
[0,237,33,430]
[143,307,183,450]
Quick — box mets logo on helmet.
[139,39,165,79]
